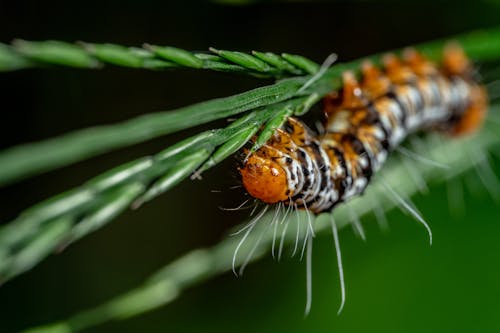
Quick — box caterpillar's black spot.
[284,122,294,134]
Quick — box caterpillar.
[240,44,488,213]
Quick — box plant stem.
[0,40,317,76]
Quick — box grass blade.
[0,76,306,186]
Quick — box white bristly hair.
[304,233,314,316]
[330,214,346,315]
[278,200,293,260]
[349,206,366,241]
[271,203,282,258]
[232,205,269,276]
[373,200,390,232]
[382,180,433,245]
[397,146,450,170]
[292,204,301,257]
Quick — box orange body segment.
[451,85,488,136]
[441,43,489,136]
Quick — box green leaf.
[252,50,303,74]
[135,149,213,206]
[147,45,203,68]
[84,43,144,68]
[13,40,100,68]
[0,216,72,282]
[85,158,152,191]
[281,53,320,74]
[64,183,145,245]
[209,48,271,72]
[293,93,321,116]
[198,125,260,173]
[0,43,33,71]
[250,106,293,153]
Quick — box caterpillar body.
[240,45,488,213]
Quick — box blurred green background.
[1,1,500,332]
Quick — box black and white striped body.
[264,72,480,213]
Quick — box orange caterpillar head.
[240,154,289,204]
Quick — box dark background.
[1,1,500,332]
